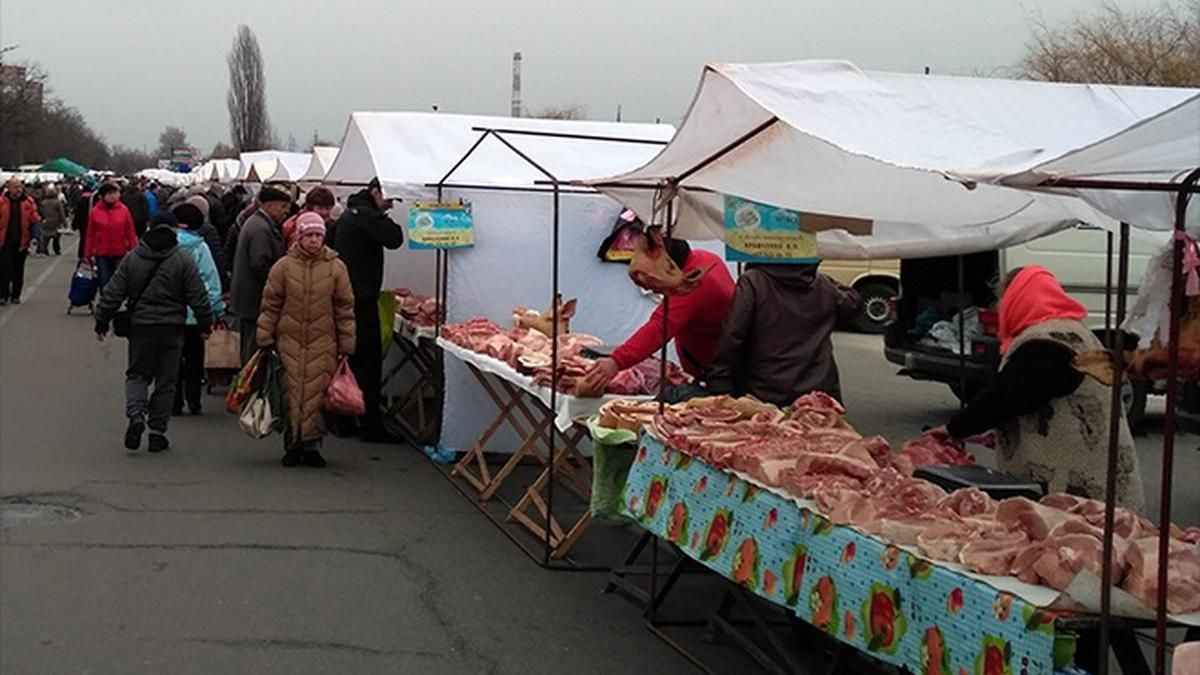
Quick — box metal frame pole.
[545,180,561,567]
[1153,168,1200,674]
[1097,222,1130,675]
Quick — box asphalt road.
[1,249,1195,674]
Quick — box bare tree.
[1022,0,1200,86]
[529,104,587,120]
[0,62,109,168]
[109,146,157,174]
[156,126,188,158]
[209,142,238,159]
[226,25,273,152]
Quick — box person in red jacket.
[86,183,139,290]
[0,178,42,305]
[585,232,735,391]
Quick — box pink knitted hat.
[296,212,326,238]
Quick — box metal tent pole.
[1097,222,1131,675]
[545,180,561,567]
[1154,167,1200,674]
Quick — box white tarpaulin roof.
[324,112,674,199]
[237,151,286,182]
[138,168,199,188]
[591,60,1197,258]
[300,146,339,183]
[263,152,314,183]
[196,159,241,183]
[973,94,1200,232]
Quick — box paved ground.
[1,249,1195,674]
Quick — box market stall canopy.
[263,152,314,183]
[300,146,339,183]
[37,157,88,177]
[198,159,241,183]
[589,60,1197,259]
[324,112,674,199]
[137,168,198,188]
[965,94,1200,232]
[237,151,283,182]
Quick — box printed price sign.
[408,201,474,250]
[724,195,818,263]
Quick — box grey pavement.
[1,252,1196,674]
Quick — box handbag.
[323,357,365,416]
[238,350,285,438]
[204,324,241,370]
[113,254,170,338]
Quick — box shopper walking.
[180,195,224,274]
[94,218,213,453]
[257,213,356,467]
[229,187,291,364]
[168,207,226,415]
[37,186,68,256]
[330,178,403,442]
[73,182,94,259]
[0,179,41,305]
[86,184,139,290]
[121,180,151,238]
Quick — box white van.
[1001,224,1163,327]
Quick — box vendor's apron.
[998,320,1144,511]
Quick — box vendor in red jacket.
[585,229,735,390]
[85,183,139,290]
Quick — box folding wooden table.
[381,317,442,446]
[440,339,649,560]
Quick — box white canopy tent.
[590,61,1198,259]
[137,168,199,188]
[300,146,340,183]
[325,111,674,198]
[237,151,283,182]
[326,111,676,452]
[197,159,242,183]
[263,152,314,183]
[965,94,1200,232]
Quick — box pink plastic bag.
[323,358,365,416]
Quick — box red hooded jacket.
[85,201,138,258]
[0,194,41,251]
[612,249,736,377]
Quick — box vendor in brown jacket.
[706,263,861,407]
[257,213,357,467]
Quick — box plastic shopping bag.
[323,358,366,416]
[586,416,640,522]
[238,350,285,439]
[226,349,264,414]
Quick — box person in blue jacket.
[165,208,226,415]
[145,182,160,218]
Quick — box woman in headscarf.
[256,213,356,467]
[930,266,1144,510]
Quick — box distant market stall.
[325,111,675,561]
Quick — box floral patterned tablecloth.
[622,436,1074,675]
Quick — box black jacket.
[95,227,213,335]
[203,190,229,243]
[707,265,861,407]
[331,190,404,299]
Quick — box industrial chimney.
[511,52,522,118]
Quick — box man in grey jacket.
[229,187,291,363]
[96,214,214,453]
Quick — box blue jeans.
[95,255,123,291]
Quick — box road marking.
[0,254,68,330]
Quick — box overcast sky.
[0,0,1167,152]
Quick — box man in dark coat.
[95,215,213,453]
[331,177,404,442]
[121,181,151,238]
[229,187,292,363]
